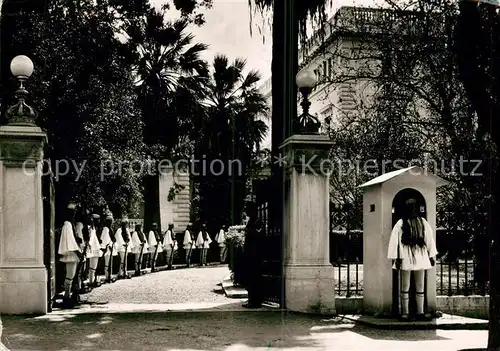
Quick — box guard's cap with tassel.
[67,203,77,210]
[92,214,100,219]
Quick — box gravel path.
[85,265,232,304]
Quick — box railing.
[437,259,489,296]
[334,259,489,297]
[330,229,363,263]
[335,258,363,297]
[127,218,144,230]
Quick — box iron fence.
[127,218,144,230]
[437,259,489,296]
[334,258,489,297]
[335,258,363,297]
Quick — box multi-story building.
[258,6,409,137]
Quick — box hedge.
[225,225,246,286]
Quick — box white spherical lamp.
[295,68,321,135]
[10,55,34,78]
[296,68,317,89]
[5,55,37,126]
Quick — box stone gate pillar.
[280,134,335,314]
[0,55,48,314]
[0,125,47,314]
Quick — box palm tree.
[126,7,209,230]
[196,55,268,229]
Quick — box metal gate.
[42,163,56,312]
[255,178,285,307]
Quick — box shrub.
[226,225,246,286]
[225,225,246,248]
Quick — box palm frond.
[241,70,261,90]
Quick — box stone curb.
[45,308,281,314]
[342,314,488,330]
[221,275,248,298]
[39,302,284,315]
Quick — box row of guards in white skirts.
[57,214,228,308]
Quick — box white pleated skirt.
[87,234,103,258]
[60,252,79,263]
[391,245,433,271]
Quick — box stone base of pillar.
[0,267,47,314]
[285,264,336,315]
[0,125,48,315]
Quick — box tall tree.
[315,3,490,233]
[455,1,500,349]
[0,0,214,224]
[195,55,268,230]
[4,0,147,223]
[124,6,209,231]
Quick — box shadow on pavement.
[1,312,357,350]
[349,324,449,341]
[51,300,257,314]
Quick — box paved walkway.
[0,265,490,350]
[84,265,233,305]
[1,311,488,350]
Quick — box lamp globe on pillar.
[295,68,321,134]
[6,55,37,126]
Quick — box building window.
[328,58,333,78]
[323,61,327,78]
[322,107,333,121]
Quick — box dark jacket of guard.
[136,227,146,243]
[243,215,264,306]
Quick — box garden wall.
[335,295,489,319]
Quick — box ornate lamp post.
[279,68,336,315]
[294,68,321,135]
[6,55,36,126]
[0,54,48,314]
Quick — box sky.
[156,0,380,81]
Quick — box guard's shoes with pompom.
[398,314,410,322]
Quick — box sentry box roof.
[357,166,449,189]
